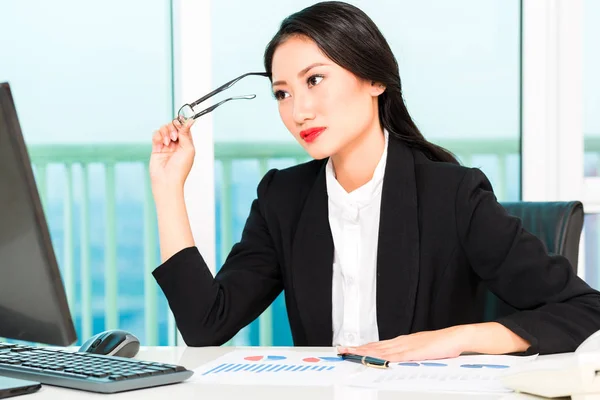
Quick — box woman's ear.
[370,81,386,96]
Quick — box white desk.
[25,347,569,400]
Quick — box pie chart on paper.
[244,355,287,362]
[303,356,343,363]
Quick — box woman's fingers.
[168,118,195,142]
[152,120,195,153]
[159,125,172,146]
[353,338,399,352]
[172,118,182,132]
[152,130,163,145]
[168,120,179,141]
[151,118,196,157]
[152,130,164,153]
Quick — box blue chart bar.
[202,363,230,375]
[421,363,447,367]
[461,364,509,369]
[398,362,421,367]
[223,364,241,372]
[255,364,271,373]
[203,363,338,375]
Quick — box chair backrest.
[481,201,584,321]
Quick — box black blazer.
[153,137,600,354]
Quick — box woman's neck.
[330,124,386,193]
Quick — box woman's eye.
[273,76,323,100]
[307,74,324,87]
[273,90,289,101]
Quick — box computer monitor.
[0,82,77,346]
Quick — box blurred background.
[0,0,597,347]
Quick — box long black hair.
[263,1,458,164]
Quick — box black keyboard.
[0,342,193,393]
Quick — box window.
[0,0,175,345]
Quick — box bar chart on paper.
[345,354,538,393]
[192,351,361,386]
[202,362,336,375]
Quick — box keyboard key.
[149,370,165,376]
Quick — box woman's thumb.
[178,120,194,147]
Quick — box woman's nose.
[292,96,316,124]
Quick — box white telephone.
[500,329,600,399]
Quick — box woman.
[149,1,600,361]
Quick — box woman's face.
[271,35,385,160]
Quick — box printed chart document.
[191,350,362,386]
[345,354,538,393]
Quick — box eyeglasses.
[175,72,270,125]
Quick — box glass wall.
[210,0,522,345]
[582,0,600,288]
[0,0,174,345]
[583,0,600,177]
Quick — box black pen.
[338,353,390,369]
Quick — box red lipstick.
[300,127,326,143]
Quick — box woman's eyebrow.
[272,62,329,87]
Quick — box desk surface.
[25,346,554,400]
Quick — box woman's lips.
[300,127,326,143]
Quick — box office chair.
[481,201,585,321]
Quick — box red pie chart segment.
[244,355,288,362]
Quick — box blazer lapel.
[376,139,420,340]
[291,162,334,345]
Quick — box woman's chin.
[300,142,337,161]
[304,148,333,161]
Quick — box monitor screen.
[0,82,76,346]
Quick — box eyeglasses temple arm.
[191,95,256,119]
[189,72,270,108]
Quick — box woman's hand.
[338,326,468,362]
[150,118,196,192]
[150,118,197,262]
[337,323,531,362]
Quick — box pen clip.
[361,356,389,369]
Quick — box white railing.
[28,136,573,345]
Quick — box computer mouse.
[79,329,140,358]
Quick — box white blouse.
[326,130,389,347]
